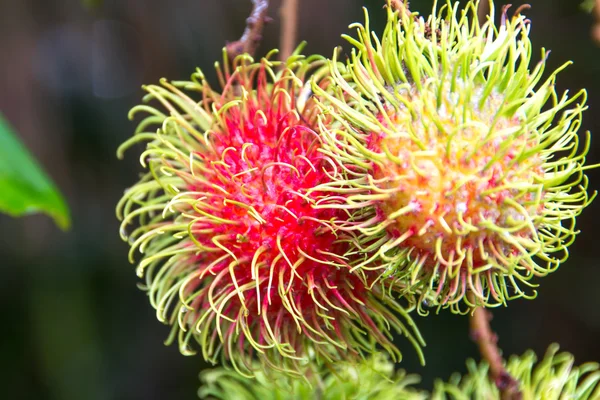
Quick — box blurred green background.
[0,0,598,399]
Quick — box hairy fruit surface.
[117,49,424,376]
[312,0,597,312]
[432,344,600,399]
[198,345,600,399]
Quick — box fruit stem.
[468,292,522,400]
[226,0,270,59]
[280,0,299,61]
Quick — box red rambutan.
[117,48,424,376]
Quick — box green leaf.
[0,114,70,230]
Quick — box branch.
[226,0,270,60]
[477,1,490,24]
[280,0,299,61]
[468,293,521,400]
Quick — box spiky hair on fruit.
[311,0,597,313]
[199,353,427,400]
[199,345,600,400]
[116,46,424,377]
[432,344,600,399]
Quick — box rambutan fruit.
[311,1,597,312]
[199,345,600,399]
[199,353,427,399]
[116,48,424,376]
[432,344,600,399]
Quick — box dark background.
[0,0,598,399]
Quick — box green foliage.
[0,113,70,229]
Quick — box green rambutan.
[198,345,600,399]
[199,353,427,399]
[432,344,600,399]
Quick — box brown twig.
[226,0,270,60]
[280,0,299,61]
[468,292,521,400]
[477,1,490,25]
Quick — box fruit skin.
[311,0,596,313]
[116,47,424,377]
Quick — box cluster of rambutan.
[117,0,597,396]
